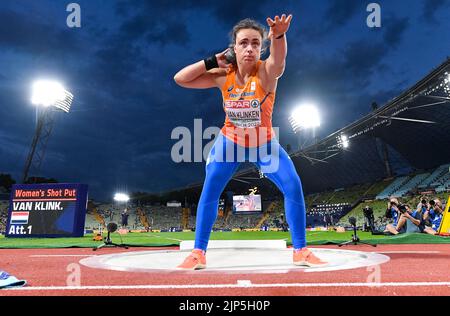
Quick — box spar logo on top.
[10,212,30,225]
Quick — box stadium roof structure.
[285,57,450,193]
[156,58,450,202]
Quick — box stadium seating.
[0,201,8,234]
[364,180,394,198]
[418,164,450,188]
[76,164,449,232]
[306,181,391,207]
[254,201,278,229]
[84,213,101,230]
[224,213,262,230]
[307,203,351,227]
[143,206,183,231]
[435,173,450,193]
[337,199,390,228]
[431,171,450,186]
[376,176,410,200]
[390,173,430,197]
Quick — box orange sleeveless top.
[220,60,276,148]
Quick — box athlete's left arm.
[264,14,293,81]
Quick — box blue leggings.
[194,133,306,251]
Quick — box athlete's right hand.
[215,48,232,69]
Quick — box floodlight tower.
[445,73,450,95]
[22,80,74,183]
[114,193,130,208]
[114,193,130,203]
[336,134,350,149]
[288,104,321,150]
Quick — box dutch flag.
[10,212,29,225]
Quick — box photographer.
[385,203,424,235]
[419,198,429,214]
[422,198,444,235]
[363,205,375,232]
[384,198,400,230]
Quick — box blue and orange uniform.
[193,61,307,251]
[221,61,275,147]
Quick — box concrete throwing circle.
[80,248,390,274]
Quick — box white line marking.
[378,251,441,254]
[79,248,391,274]
[237,280,252,287]
[29,255,95,257]
[149,234,184,242]
[6,281,450,291]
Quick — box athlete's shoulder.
[208,68,229,77]
[207,68,229,90]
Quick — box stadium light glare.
[289,104,321,132]
[31,80,73,113]
[32,80,66,106]
[22,80,74,183]
[343,139,349,149]
[114,193,130,202]
[337,134,350,149]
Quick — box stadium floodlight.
[337,134,350,149]
[342,135,349,148]
[289,104,321,133]
[114,193,130,202]
[446,74,450,95]
[31,80,73,113]
[22,79,74,183]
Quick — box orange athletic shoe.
[176,249,206,270]
[293,248,328,267]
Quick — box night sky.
[1,0,449,201]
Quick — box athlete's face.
[234,29,262,67]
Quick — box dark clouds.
[341,40,386,81]
[422,0,449,24]
[340,15,409,81]
[272,8,413,147]
[278,12,410,99]
[1,0,450,200]
[119,14,191,46]
[383,15,410,47]
[116,0,271,24]
[300,0,364,41]
[324,0,363,28]
[0,9,80,57]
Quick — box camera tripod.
[93,231,129,251]
[338,223,376,247]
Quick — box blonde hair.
[389,197,399,204]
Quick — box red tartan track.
[1,244,450,296]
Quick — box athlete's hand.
[215,48,232,69]
[267,14,293,39]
